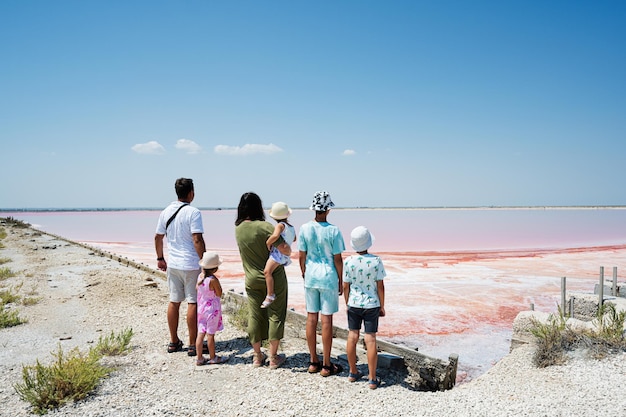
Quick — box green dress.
[235,220,288,344]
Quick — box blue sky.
[1,1,625,209]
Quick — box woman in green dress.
[235,192,291,369]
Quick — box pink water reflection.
[5,208,626,383]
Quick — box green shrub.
[22,296,42,306]
[0,257,11,265]
[94,328,134,356]
[0,305,26,328]
[0,267,15,280]
[0,288,21,304]
[229,302,249,332]
[14,346,110,415]
[2,217,30,228]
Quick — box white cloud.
[343,149,356,156]
[214,143,284,156]
[131,141,165,155]
[175,138,202,154]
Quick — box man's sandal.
[167,340,183,353]
[320,363,343,377]
[187,345,197,357]
[260,294,276,308]
[307,361,322,373]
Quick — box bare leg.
[262,259,279,305]
[347,329,360,375]
[269,339,279,358]
[207,334,216,359]
[364,332,378,381]
[306,312,319,363]
[186,303,197,346]
[167,301,181,343]
[321,313,333,367]
[195,332,206,363]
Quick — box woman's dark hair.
[235,192,265,226]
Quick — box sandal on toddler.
[260,294,276,308]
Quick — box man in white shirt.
[155,178,206,356]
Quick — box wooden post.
[599,267,604,307]
[569,296,574,318]
[561,277,566,316]
[530,303,534,311]
[613,267,618,297]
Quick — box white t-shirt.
[156,201,204,270]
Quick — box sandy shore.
[1,221,626,416]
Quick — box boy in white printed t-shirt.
[343,226,386,390]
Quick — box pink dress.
[197,275,223,334]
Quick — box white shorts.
[167,268,199,303]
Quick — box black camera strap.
[165,203,189,235]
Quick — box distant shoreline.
[2,205,626,213]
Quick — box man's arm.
[192,233,206,259]
[154,233,166,271]
[334,253,343,295]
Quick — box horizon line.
[3,205,626,213]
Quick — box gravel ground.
[1,222,625,417]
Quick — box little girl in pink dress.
[195,252,226,365]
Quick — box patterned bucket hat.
[309,191,335,211]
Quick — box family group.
[154,178,386,389]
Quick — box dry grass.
[531,303,626,367]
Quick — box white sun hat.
[199,252,222,269]
[268,201,292,220]
[350,226,374,252]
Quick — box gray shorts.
[167,268,199,303]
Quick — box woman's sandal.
[269,353,286,370]
[307,361,322,373]
[260,294,276,308]
[368,378,381,390]
[167,340,183,353]
[348,371,363,382]
[252,351,267,367]
[320,363,343,377]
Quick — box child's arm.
[343,282,350,305]
[266,223,285,249]
[210,277,223,298]
[377,280,385,317]
[196,272,205,290]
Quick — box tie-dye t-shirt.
[298,221,345,290]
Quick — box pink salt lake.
[7,207,626,383]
